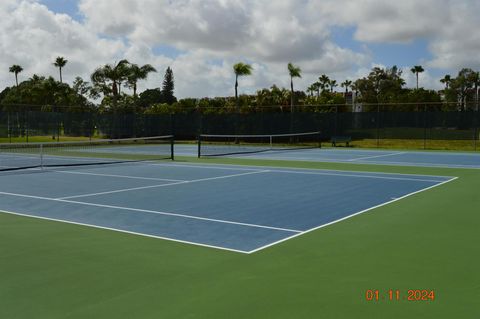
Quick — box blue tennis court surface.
[175,144,480,169]
[0,162,454,253]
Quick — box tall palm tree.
[126,63,157,97]
[411,65,424,89]
[233,62,253,110]
[469,71,480,111]
[53,56,68,83]
[440,74,452,90]
[329,79,338,92]
[318,74,330,93]
[9,64,23,86]
[341,79,352,96]
[313,81,321,97]
[91,59,130,107]
[287,63,301,112]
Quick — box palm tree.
[233,62,253,110]
[411,65,424,89]
[53,56,68,83]
[329,79,338,92]
[91,59,130,107]
[126,63,157,97]
[306,84,316,97]
[440,74,452,90]
[318,74,330,93]
[287,63,301,112]
[341,80,352,96]
[9,64,23,86]
[469,71,480,111]
[313,81,321,97]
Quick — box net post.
[170,136,175,161]
[40,143,44,170]
[269,135,273,149]
[197,135,201,158]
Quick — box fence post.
[7,112,11,143]
[475,108,478,151]
[423,104,427,150]
[334,105,338,137]
[26,110,29,143]
[56,111,60,142]
[376,104,380,148]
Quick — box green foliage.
[144,103,175,114]
[53,56,68,83]
[9,64,23,86]
[405,88,441,103]
[233,62,253,77]
[1,75,92,111]
[127,63,157,96]
[410,65,424,89]
[174,98,198,110]
[0,87,11,102]
[445,68,480,109]
[162,67,176,105]
[304,92,346,110]
[287,63,301,78]
[255,85,289,108]
[353,66,405,104]
[1,60,479,115]
[138,88,163,108]
[91,60,130,102]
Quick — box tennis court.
[1,135,477,319]
[0,158,454,253]
[176,143,480,169]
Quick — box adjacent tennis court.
[0,159,454,253]
[175,139,480,169]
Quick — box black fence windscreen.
[0,108,478,151]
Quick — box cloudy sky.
[1,0,480,98]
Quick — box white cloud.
[0,0,124,89]
[312,0,480,70]
[1,0,480,99]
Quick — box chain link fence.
[0,105,478,151]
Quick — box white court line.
[143,161,458,178]
[0,173,458,254]
[349,160,480,169]
[0,208,249,254]
[251,155,480,169]
[0,190,301,233]
[57,169,271,200]
[265,169,447,183]
[188,152,480,170]
[144,162,268,171]
[247,176,458,254]
[53,170,185,182]
[346,152,406,162]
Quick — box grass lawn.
[0,136,99,144]
[351,138,479,151]
[0,157,478,318]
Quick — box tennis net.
[0,135,174,172]
[197,132,321,157]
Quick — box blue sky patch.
[40,0,83,21]
[152,45,185,59]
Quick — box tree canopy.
[162,67,176,105]
[2,58,479,114]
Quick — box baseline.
[248,176,458,253]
